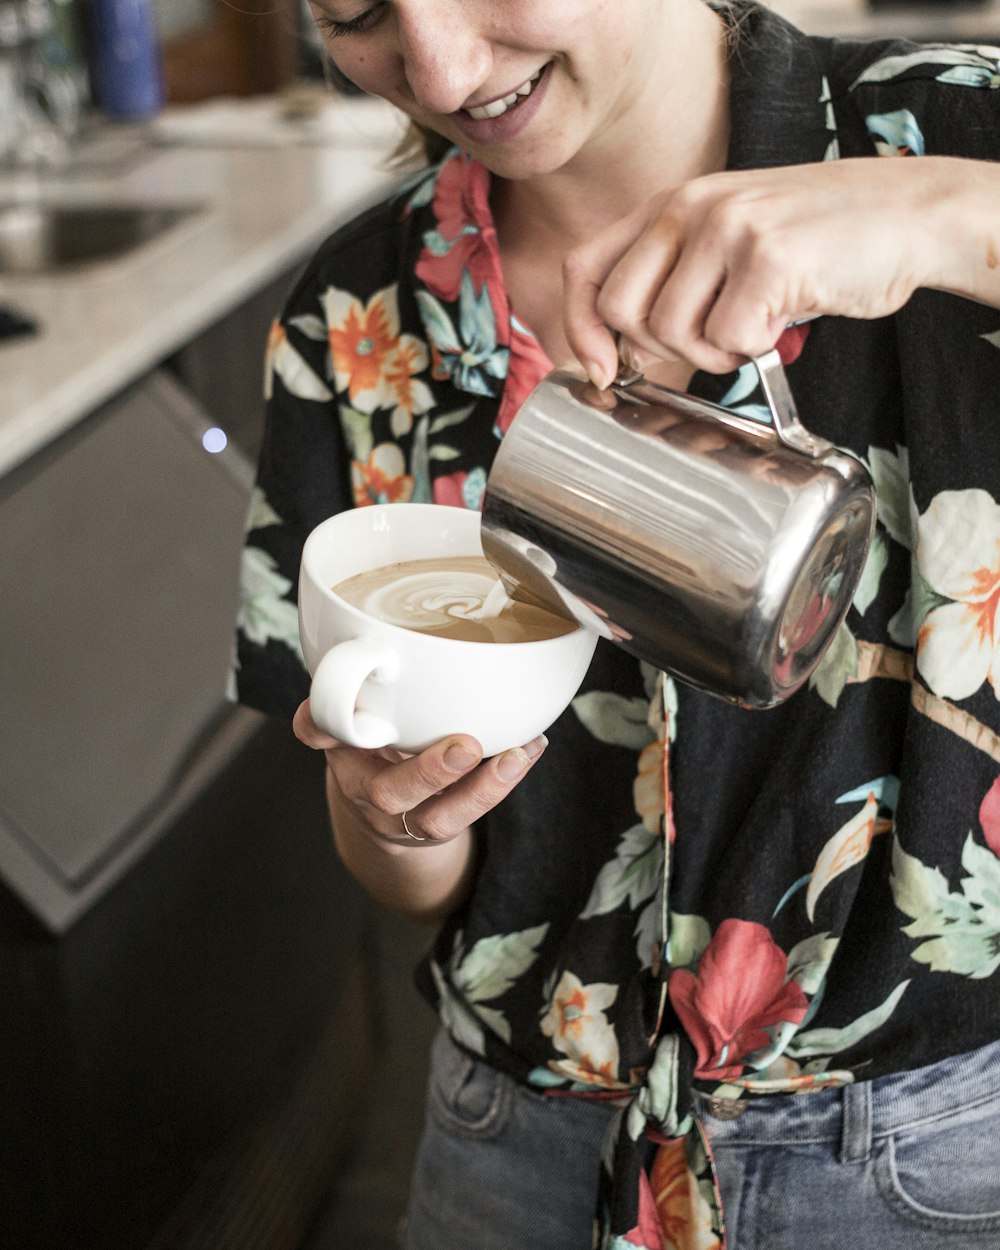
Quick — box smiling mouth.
[463,69,545,121]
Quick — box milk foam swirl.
[363,571,502,629]
[333,555,576,643]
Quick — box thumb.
[562,214,647,390]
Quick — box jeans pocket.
[428,1031,513,1142]
[875,1097,1000,1236]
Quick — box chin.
[465,139,579,182]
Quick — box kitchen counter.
[0,97,407,477]
[771,0,1000,39]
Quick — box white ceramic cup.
[298,503,598,757]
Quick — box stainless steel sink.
[0,202,201,275]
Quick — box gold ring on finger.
[401,810,427,842]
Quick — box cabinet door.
[0,368,257,931]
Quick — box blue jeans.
[402,1029,1000,1250]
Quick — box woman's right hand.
[293,699,548,921]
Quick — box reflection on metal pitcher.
[481,350,877,709]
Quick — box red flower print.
[414,153,508,337]
[433,471,468,508]
[495,319,553,436]
[980,776,1000,857]
[775,321,810,366]
[622,1169,668,1249]
[668,919,808,1081]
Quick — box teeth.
[466,70,541,121]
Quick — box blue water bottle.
[88,0,164,119]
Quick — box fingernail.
[444,742,479,772]
[589,362,613,391]
[496,747,530,782]
[522,734,548,761]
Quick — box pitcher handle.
[754,349,832,459]
[612,321,833,460]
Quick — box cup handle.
[309,638,400,749]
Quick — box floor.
[301,907,439,1250]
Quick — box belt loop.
[840,1079,873,1164]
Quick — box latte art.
[333,555,576,643]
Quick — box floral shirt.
[234,7,1000,1247]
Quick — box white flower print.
[916,488,1000,700]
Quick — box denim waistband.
[692,1039,1000,1149]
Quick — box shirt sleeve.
[232,276,353,721]
[835,39,1000,162]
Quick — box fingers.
[293,697,338,749]
[563,204,659,389]
[341,733,549,844]
[562,171,827,378]
[294,701,548,846]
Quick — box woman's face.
[309,0,670,179]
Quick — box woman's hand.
[563,156,1000,385]
[293,699,547,922]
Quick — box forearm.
[326,770,477,926]
[922,156,1000,311]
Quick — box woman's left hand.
[563,155,1000,385]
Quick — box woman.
[234,2,1000,1246]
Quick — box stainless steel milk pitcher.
[480,350,877,709]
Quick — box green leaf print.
[849,46,1000,90]
[666,912,712,972]
[891,835,1000,978]
[786,980,910,1059]
[237,546,302,657]
[453,924,550,1002]
[579,823,662,921]
[785,932,840,997]
[430,924,550,1054]
[983,329,1000,351]
[571,691,656,751]
[410,413,432,503]
[887,565,949,650]
[867,444,915,552]
[808,621,858,709]
[246,485,282,532]
[428,404,475,435]
[853,530,889,617]
[340,406,374,462]
[287,312,328,342]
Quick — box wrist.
[917,157,1000,306]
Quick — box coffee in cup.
[298,504,597,756]
[332,554,577,644]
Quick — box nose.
[395,3,492,115]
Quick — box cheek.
[324,47,392,96]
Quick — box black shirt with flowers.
[235,7,1000,1243]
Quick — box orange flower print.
[650,1138,721,1250]
[351,443,414,507]
[540,971,621,1086]
[634,739,665,836]
[384,335,434,437]
[321,284,410,415]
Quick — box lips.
[463,69,544,121]
[450,63,551,146]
